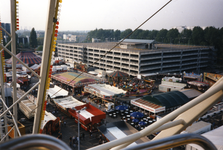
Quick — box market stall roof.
[40,111,57,130]
[150,91,189,109]
[84,84,126,99]
[131,91,190,113]
[179,89,202,100]
[187,125,223,150]
[53,96,85,110]
[6,51,42,65]
[98,121,149,145]
[48,85,69,99]
[30,64,41,70]
[68,103,106,125]
[108,71,129,78]
[131,98,165,113]
[52,72,99,87]
[19,99,36,119]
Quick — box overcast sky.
[1,0,223,31]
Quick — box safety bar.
[121,133,217,150]
[0,134,72,150]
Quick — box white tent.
[53,96,85,110]
[186,125,223,150]
[48,85,69,99]
[84,84,126,100]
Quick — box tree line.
[85,26,223,65]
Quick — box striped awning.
[6,51,41,65]
[131,98,165,113]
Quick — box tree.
[120,29,132,39]
[180,28,192,44]
[191,26,204,45]
[114,30,121,41]
[36,45,43,51]
[148,30,158,39]
[167,28,179,44]
[156,29,168,43]
[37,37,44,45]
[29,28,37,48]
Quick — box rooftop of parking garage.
[58,42,213,53]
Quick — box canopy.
[30,64,40,70]
[68,103,106,125]
[131,91,189,113]
[108,71,129,78]
[52,72,99,87]
[53,96,85,110]
[6,51,42,65]
[48,85,69,98]
[130,112,144,118]
[84,84,126,100]
[141,91,189,109]
[115,105,128,111]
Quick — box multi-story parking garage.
[57,39,215,76]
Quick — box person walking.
[72,135,76,144]
[89,129,92,138]
[81,132,85,140]
[69,137,72,147]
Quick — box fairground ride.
[0,0,223,150]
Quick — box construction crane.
[0,0,223,149]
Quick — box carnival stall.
[53,96,85,111]
[131,98,165,114]
[84,84,126,100]
[19,99,36,119]
[187,80,209,91]
[6,51,42,66]
[48,85,69,99]
[131,91,190,115]
[40,111,60,134]
[52,96,106,130]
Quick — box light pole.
[72,107,86,150]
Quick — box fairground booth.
[131,91,190,115]
[84,84,126,104]
[53,96,106,130]
[51,72,106,95]
[6,51,42,67]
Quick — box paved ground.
[44,99,122,150]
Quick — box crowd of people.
[108,76,155,96]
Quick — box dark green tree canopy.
[167,28,179,43]
[192,26,204,45]
[29,28,37,48]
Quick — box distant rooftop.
[120,39,155,44]
[58,41,213,53]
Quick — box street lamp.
[72,107,87,150]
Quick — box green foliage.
[167,28,179,44]
[29,28,37,48]
[120,29,132,39]
[36,45,43,51]
[85,28,117,42]
[192,26,204,45]
[156,29,168,43]
[37,37,44,45]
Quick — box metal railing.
[0,134,72,150]
[122,133,217,150]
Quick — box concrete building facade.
[57,39,215,76]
